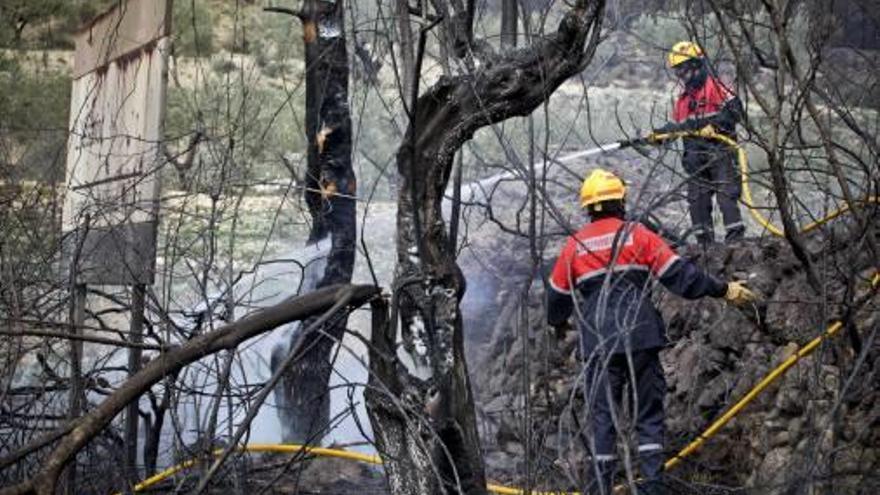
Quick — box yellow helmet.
[667,41,704,68]
[579,169,626,209]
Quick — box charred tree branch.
[370,1,606,494]
[0,284,379,495]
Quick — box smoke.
[147,157,573,456]
[268,238,330,443]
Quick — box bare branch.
[0,284,379,495]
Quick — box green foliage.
[249,8,306,72]
[0,0,70,47]
[173,0,215,57]
[0,0,216,53]
[69,0,119,24]
[165,62,306,188]
[0,53,70,181]
[0,52,66,276]
[0,0,116,48]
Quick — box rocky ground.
[213,125,880,494]
[468,228,880,494]
[228,454,388,495]
[246,223,879,495]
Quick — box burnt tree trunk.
[266,0,356,444]
[395,0,416,101]
[501,0,518,49]
[365,2,605,494]
[430,0,476,60]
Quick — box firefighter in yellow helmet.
[651,41,746,246]
[548,169,756,494]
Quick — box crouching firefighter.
[546,169,757,494]
[649,41,746,246]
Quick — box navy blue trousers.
[585,349,666,494]
[682,146,745,244]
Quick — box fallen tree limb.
[192,289,356,494]
[0,284,379,495]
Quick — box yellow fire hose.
[121,288,879,495]
[645,127,880,469]
[650,126,879,238]
[121,273,877,495]
[121,443,572,495]
[665,274,880,472]
[122,132,878,494]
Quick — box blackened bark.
[142,371,178,476]
[365,296,442,494]
[395,0,416,101]
[501,0,518,49]
[124,285,145,486]
[430,0,477,60]
[266,0,357,444]
[299,1,353,247]
[366,2,605,494]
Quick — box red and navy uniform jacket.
[659,75,744,152]
[656,75,745,164]
[673,76,740,135]
[547,217,727,354]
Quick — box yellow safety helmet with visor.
[667,40,704,68]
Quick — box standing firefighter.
[547,169,756,494]
[650,41,746,246]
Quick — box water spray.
[451,136,651,204]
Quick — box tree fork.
[368,1,605,493]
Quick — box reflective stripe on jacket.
[673,76,735,130]
[547,217,727,354]
[671,75,744,168]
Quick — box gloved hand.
[725,280,757,305]
[696,123,717,137]
[646,131,668,144]
[647,123,682,144]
